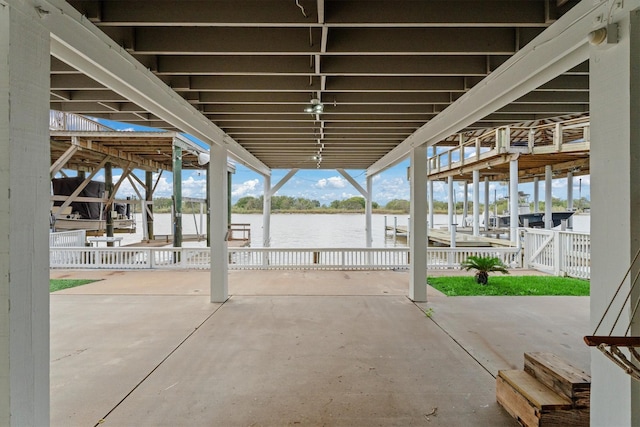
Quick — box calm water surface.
[119,212,590,248]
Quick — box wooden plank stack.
[496,352,590,426]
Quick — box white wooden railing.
[49,110,114,132]
[48,228,590,277]
[228,247,410,270]
[50,247,211,270]
[49,246,522,271]
[428,116,590,173]
[521,228,590,279]
[49,230,86,247]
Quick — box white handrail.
[49,246,521,271]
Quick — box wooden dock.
[385,224,515,247]
[427,229,515,247]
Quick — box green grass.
[50,279,98,293]
[427,275,589,297]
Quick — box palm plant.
[461,255,509,285]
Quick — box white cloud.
[315,176,347,189]
[232,179,261,199]
[181,176,207,198]
[373,177,409,204]
[151,175,173,197]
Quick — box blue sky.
[82,118,590,206]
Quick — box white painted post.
[448,176,454,231]
[590,9,640,425]
[473,170,480,236]
[263,174,271,248]
[336,169,372,247]
[553,230,561,276]
[450,224,457,248]
[509,159,519,244]
[366,175,373,248]
[209,143,228,303]
[0,5,50,424]
[567,170,573,229]
[484,177,490,231]
[428,179,434,229]
[545,165,553,229]
[409,146,428,302]
[533,176,540,212]
[462,181,469,226]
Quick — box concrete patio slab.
[418,296,591,374]
[50,294,221,426]
[49,269,588,426]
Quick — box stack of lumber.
[496,352,590,426]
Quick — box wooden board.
[427,228,513,247]
[524,352,590,406]
[497,374,542,427]
[584,335,640,346]
[497,373,587,427]
[498,370,571,410]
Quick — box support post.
[209,143,228,302]
[462,180,469,226]
[409,146,428,302]
[473,170,480,236]
[337,168,371,247]
[366,175,373,248]
[263,169,297,248]
[428,179,434,229]
[590,9,640,425]
[145,171,154,240]
[567,170,573,229]
[509,159,519,244]
[484,177,490,231]
[227,170,232,225]
[172,143,182,247]
[0,4,50,424]
[263,175,271,248]
[206,169,211,247]
[105,162,114,244]
[533,176,540,212]
[545,165,553,229]
[448,176,454,231]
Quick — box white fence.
[50,247,211,270]
[49,246,521,271]
[48,229,590,278]
[521,228,590,279]
[49,230,86,247]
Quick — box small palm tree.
[461,255,509,285]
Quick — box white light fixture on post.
[197,152,210,165]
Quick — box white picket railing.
[49,230,86,247]
[50,247,212,270]
[521,228,590,279]
[228,247,410,270]
[48,229,590,277]
[49,110,114,132]
[425,247,521,269]
[49,246,522,271]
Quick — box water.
[117,212,590,248]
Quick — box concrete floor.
[50,269,590,426]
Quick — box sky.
[80,118,591,206]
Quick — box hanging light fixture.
[304,98,324,114]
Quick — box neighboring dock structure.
[49,111,238,247]
[384,217,515,248]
